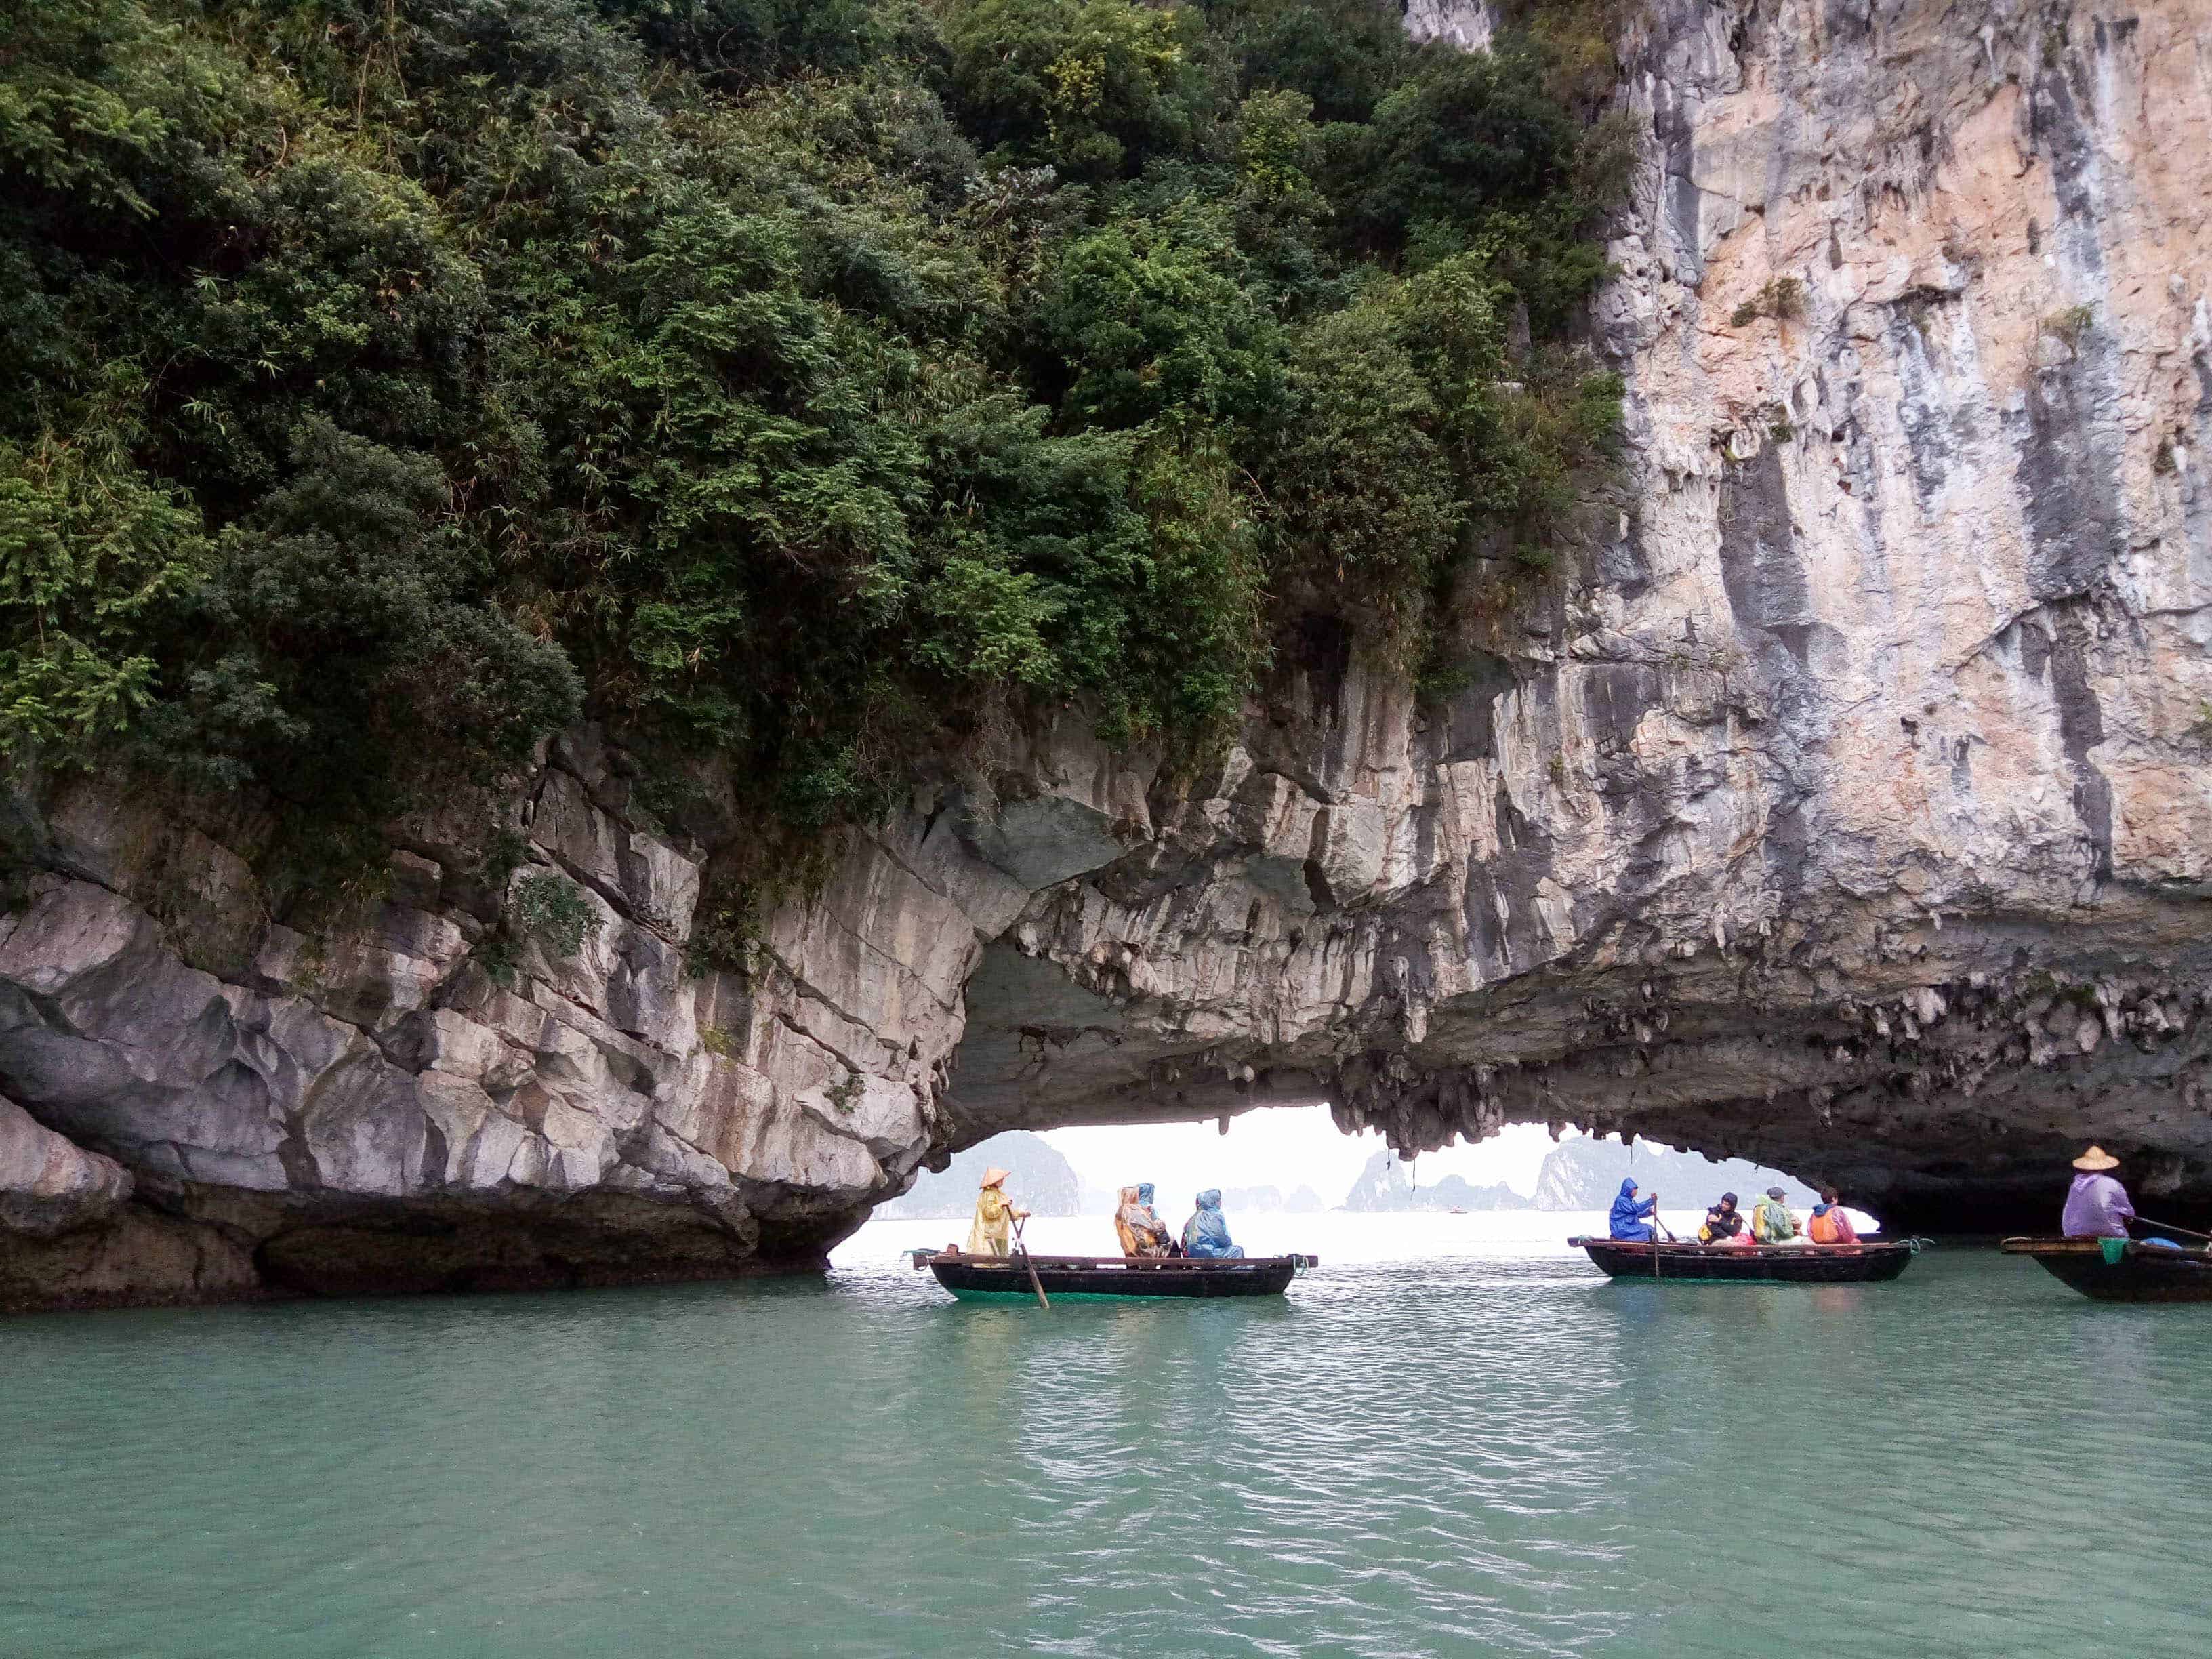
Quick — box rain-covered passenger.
[1607,1178,1659,1242]
[1750,1186,1801,1244]
[1115,1186,1171,1256]
[1181,1190,1246,1259]
[1134,1183,1174,1256]
[1807,1187,1860,1244]
[1698,1192,1746,1244]
[1113,1185,1145,1255]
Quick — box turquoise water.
[3,1218,2207,1657]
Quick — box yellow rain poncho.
[966,1170,1018,1255]
[1117,1183,1170,1256]
[1113,1185,1143,1256]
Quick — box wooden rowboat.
[1568,1237,1920,1284]
[910,1250,1316,1302]
[2001,1237,2212,1302]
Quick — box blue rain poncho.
[1181,1190,1246,1258]
[1608,1178,1658,1242]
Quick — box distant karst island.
[1342,1136,1814,1212]
[876,1132,1084,1221]
[888,1133,1814,1218]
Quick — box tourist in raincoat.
[1135,1183,1173,1256]
[966,1167,1029,1256]
[1113,1186,1170,1256]
[1181,1190,1246,1258]
[1807,1187,1860,1244]
[1750,1186,1801,1244]
[1698,1192,1746,1244]
[1607,1178,1659,1242]
[1113,1185,1142,1254]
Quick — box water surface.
[4,1212,2204,1656]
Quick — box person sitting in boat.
[1135,1183,1176,1256]
[2061,1145,2135,1238]
[1113,1186,1143,1254]
[1607,1179,1659,1242]
[1115,1185,1171,1256]
[966,1167,1029,1256]
[1698,1192,1746,1244]
[1181,1190,1246,1258]
[1807,1186,1860,1244]
[1750,1186,1801,1244]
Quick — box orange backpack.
[1808,1208,1840,1244]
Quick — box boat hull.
[2001,1237,2212,1303]
[1569,1238,1919,1283]
[917,1252,1307,1301]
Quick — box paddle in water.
[1012,1216,1049,1309]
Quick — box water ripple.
[1,1226,2207,1656]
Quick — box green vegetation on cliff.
[0,0,1621,873]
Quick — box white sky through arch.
[1040,1107,1563,1214]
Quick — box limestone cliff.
[958,0,2212,1226]
[5,0,2210,1309]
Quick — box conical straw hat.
[2072,1145,2120,1172]
[980,1166,1011,1187]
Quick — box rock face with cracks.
[4,0,2212,1309]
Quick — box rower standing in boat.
[1607,1179,1659,1242]
[966,1166,1030,1256]
[2061,1145,2135,1239]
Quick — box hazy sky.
[1042,1107,1567,1216]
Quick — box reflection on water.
[2,1216,2207,1657]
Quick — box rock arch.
[7,0,2212,1309]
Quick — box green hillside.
[2,0,1622,901]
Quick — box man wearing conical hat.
[2060,1145,2135,1240]
[966,1166,1030,1256]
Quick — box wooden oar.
[2134,1214,2212,1247]
[1012,1216,1049,1309]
